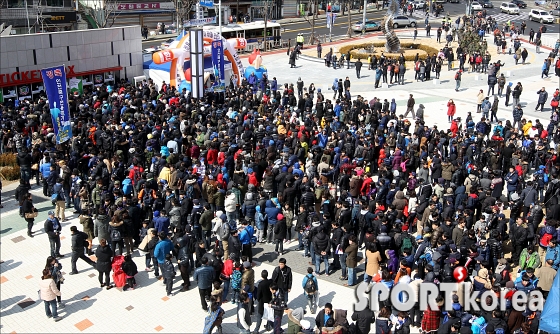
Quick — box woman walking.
[22,192,37,237]
[95,238,113,289]
[39,268,62,321]
[45,256,65,308]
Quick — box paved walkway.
[0,33,558,333]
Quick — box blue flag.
[40,65,72,144]
[211,39,225,92]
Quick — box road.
[141,0,556,49]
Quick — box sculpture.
[381,0,401,53]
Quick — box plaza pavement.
[0,32,558,333]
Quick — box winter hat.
[153,211,160,217]
[282,166,288,173]
[478,268,489,279]
[291,307,305,322]
[300,320,311,330]
[277,213,284,221]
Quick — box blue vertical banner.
[40,65,73,144]
[211,39,226,92]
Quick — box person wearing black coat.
[255,271,273,333]
[274,214,287,255]
[393,312,412,334]
[436,310,460,334]
[22,193,36,237]
[312,226,331,275]
[95,239,113,289]
[228,230,242,262]
[176,236,193,291]
[44,211,62,258]
[351,304,376,334]
[122,253,139,290]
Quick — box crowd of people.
[1,15,560,334]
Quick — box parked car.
[471,1,484,11]
[534,0,546,5]
[510,0,527,8]
[160,38,176,49]
[447,0,460,3]
[551,8,560,17]
[480,0,494,8]
[500,2,520,13]
[408,0,427,9]
[352,20,381,31]
[529,8,555,22]
[391,15,418,28]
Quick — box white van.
[500,2,520,14]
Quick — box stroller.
[111,255,126,288]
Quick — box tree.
[174,0,197,27]
[302,0,318,44]
[84,0,119,28]
[457,23,487,55]
[346,0,352,38]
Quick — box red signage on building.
[117,2,161,10]
[0,66,122,88]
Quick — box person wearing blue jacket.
[153,210,170,236]
[255,205,267,243]
[153,231,173,278]
[504,167,519,201]
[544,239,560,270]
[39,156,52,196]
[239,220,255,263]
[265,200,279,244]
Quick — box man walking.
[355,58,363,78]
[193,256,215,311]
[271,258,293,304]
[403,94,416,118]
[44,211,63,258]
[455,70,462,91]
[153,231,173,278]
[536,87,548,112]
[69,226,96,275]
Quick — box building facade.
[0,25,143,102]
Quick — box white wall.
[0,25,143,80]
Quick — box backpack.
[186,184,194,199]
[539,231,553,248]
[219,222,231,240]
[304,274,317,294]
[421,246,434,265]
[455,72,460,80]
[111,228,122,241]
[231,270,242,290]
[143,189,155,206]
[468,175,480,190]
[400,235,414,255]
[400,160,407,172]
[123,183,133,196]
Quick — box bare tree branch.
[86,0,120,28]
[175,0,197,25]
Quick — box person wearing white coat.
[39,268,62,321]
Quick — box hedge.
[0,153,17,167]
[338,42,440,61]
[0,166,21,181]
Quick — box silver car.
[392,15,418,28]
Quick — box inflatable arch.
[152,30,246,91]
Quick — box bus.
[205,21,282,52]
